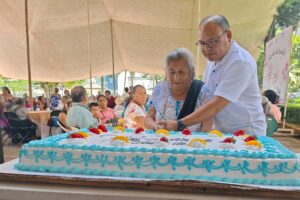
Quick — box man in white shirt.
[160,15,266,136]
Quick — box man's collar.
[72,102,89,108]
[215,40,237,66]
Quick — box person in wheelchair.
[6,98,37,144]
[8,98,33,121]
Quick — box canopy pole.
[196,0,201,77]
[110,20,116,95]
[86,0,92,97]
[25,0,33,106]
[123,70,127,92]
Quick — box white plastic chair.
[57,120,71,132]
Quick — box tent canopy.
[0,0,283,82]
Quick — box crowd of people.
[0,15,284,141]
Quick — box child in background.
[124,85,147,128]
[89,102,101,124]
[262,90,282,123]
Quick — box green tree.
[265,0,300,43]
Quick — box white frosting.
[190,141,206,148]
[110,139,127,146]
[218,143,236,149]
[156,141,170,147]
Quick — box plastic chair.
[57,120,71,132]
[266,117,278,137]
[4,112,37,144]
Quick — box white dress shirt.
[203,41,266,136]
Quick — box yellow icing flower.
[112,135,129,143]
[188,138,207,146]
[117,118,124,126]
[156,129,170,136]
[114,126,125,132]
[245,140,262,148]
[77,132,89,138]
[209,130,223,137]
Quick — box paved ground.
[2,134,300,163]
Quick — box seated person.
[97,95,117,124]
[37,96,48,111]
[262,90,282,123]
[105,90,116,108]
[124,85,147,128]
[66,86,99,129]
[114,96,125,118]
[89,102,101,124]
[61,95,72,113]
[144,48,212,132]
[58,97,72,131]
[8,98,33,121]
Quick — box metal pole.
[25,0,33,106]
[110,20,116,95]
[123,70,127,91]
[86,0,92,97]
[196,0,201,77]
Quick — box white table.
[0,159,299,200]
[29,111,51,138]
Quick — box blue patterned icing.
[18,150,299,178]
[15,162,300,186]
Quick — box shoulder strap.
[177,80,204,120]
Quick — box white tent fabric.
[0,0,283,82]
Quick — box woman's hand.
[157,120,178,131]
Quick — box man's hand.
[157,120,178,131]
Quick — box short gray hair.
[165,48,195,78]
[199,15,230,31]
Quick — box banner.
[263,26,293,105]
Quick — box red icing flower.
[233,129,245,136]
[182,128,192,136]
[98,125,107,132]
[135,127,144,134]
[244,136,256,142]
[89,127,100,134]
[160,137,168,143]
[69,133,84,139]
[222,137,236,144]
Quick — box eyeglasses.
[196,31,227,49]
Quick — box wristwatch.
[177,119,186,131]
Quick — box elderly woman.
[145,48,212,132]
[8,98,33,121]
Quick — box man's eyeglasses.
[196,31,227,49]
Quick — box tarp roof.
[0,0,283,82]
